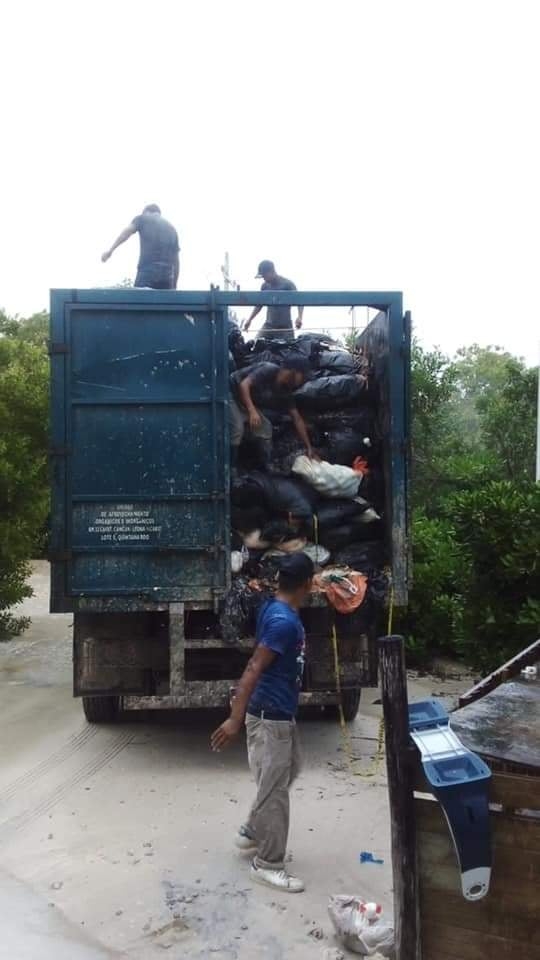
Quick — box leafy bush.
[450,481,540,669]
[402,512,466,664]
[0,322,49,637]
[405,343,538,671]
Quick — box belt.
[247,708,294,722]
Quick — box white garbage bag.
[292,455,361,499]
[231,546,249,573]
[328,896,395,958]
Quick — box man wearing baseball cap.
[211,553,314,893]
[244,260,303,341]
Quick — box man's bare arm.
[296,305,304,329]
[211,645,276,750]
[101,223,137,263]
[290,407,317,458]
[244,305,263,331]
[239,377,262,429]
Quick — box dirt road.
[0,563,469,959]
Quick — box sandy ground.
[0,562,472,960]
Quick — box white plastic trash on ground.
[327,896,395,957]
[292,455,361,499]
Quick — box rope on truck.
[331,580,394,778]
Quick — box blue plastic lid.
[408,698,449,731]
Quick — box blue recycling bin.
[409,699,492,901]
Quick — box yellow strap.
[312,513,319,549]
[331,623,385,779]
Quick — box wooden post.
[378,634,420,960]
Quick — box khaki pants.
[229,397,273,448]
[243,715,302,870]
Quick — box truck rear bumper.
[122,687,341,711]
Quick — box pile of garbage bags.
[222,326,387,638]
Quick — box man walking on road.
[244,260,303,341]
[101,204,180,289]
[211,553,314,893]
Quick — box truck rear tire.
[82,695,120,724]
[338,687,362,722]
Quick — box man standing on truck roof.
[244,260,303,342]
[211,553,314,893]
[229,357,316,472]
[101,204,180,289]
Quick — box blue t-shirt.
[248,600,306,717]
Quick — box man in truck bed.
[211,553,314,893]
[101,204,180,289]
[229,357,316,472]
[244,260,303,341]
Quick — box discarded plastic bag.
[353,456,370,476]
[231,547,249,574]
[331,541,386,570]
[302,542,331,566]
[219,578,272,644]
[292,456,361,499]
[319,522,379,552]
[316,349,357,376]
[317,499,371,531]
[328,896,395,957]
[314,570,368,613]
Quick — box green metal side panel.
[50,291,230,611]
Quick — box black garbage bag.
[359,466,385,512]
[314,409,377,465]
[294,375,368,412]
[315,410,376,434]
[366,568,388,606]
[261,520,300,545]
[316,350,356,376]
[252,338,312,371]
[319,517,384,552]
[231,530,244,551]
[219,577,273,644]
[316,499,370,532]
[249,470,319,518]
[232,470,317,518]
[316,436,373,467]
[331,540,386,570]
[231,474,267,509]
[296,333,340,353]
[231,505,269,533]
[244,551,285,582]
[270,439,305,474]
[228,320,247,366]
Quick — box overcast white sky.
[1,0,538,362]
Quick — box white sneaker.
[250,862,305,893]
[235,828,258,852]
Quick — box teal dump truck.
[49,288,410,723]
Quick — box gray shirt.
[261,275,297,332]
[132,213,180,273]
